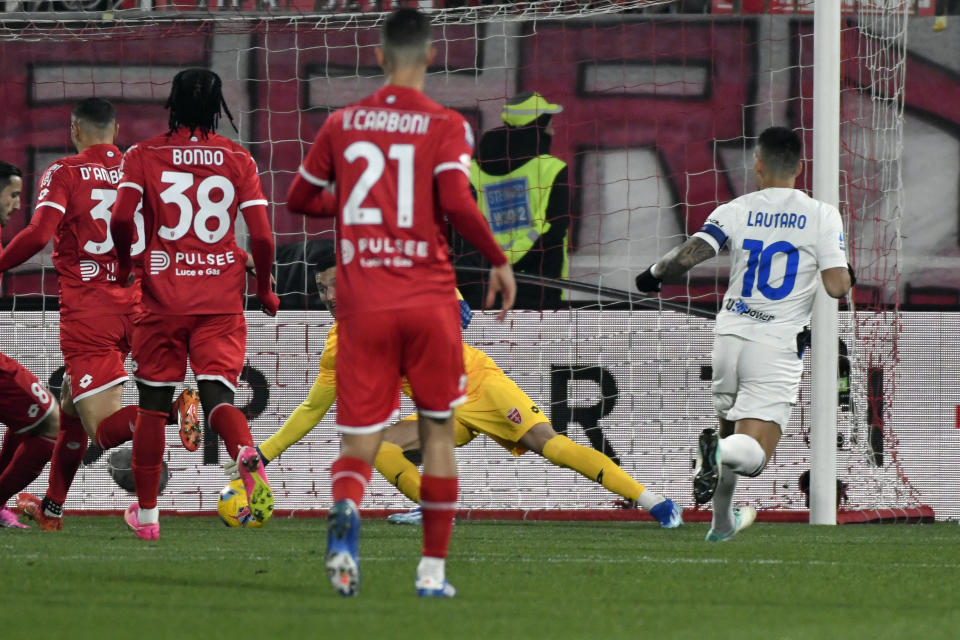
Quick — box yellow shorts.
[402,367,547,457]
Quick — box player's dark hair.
[165,68,236,139]
[72,97,116,129]
[381,8,431,66]
[757,126,803,178]
[0,161,22,191]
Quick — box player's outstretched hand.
[635,265,662,294]
[259,290,280,317]
[485,263,516,321]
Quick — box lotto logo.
[78,374,93,388]
[131,360,138,372]
[507,408,522,425]
[150,251,171,275]
[27,404,39,418]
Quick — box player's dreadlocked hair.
[165,68,236,139]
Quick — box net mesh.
[0,1,937,519]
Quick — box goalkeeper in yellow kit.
[255,266,682,528]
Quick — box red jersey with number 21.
[34,144,141,318]
[299,86,476,318]
[118,130,267,315]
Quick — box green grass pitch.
[2,516,958,639]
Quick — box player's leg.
[325,429,384,597]
[376,416,424,504]
[0,355,59,528]
[416,414,458,596]
[401,303,464,598]
[520,423,682,528]
[704,417,775,540]
[192,313,272,524]
[31,388,88,528]
[699,336,798,541]
[122,314,189,540]
[122,381,176,540]
[198,379,272,523]
[1,409,58,529]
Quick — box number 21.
[343,142,414,228]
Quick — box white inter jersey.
[693,187,848,349]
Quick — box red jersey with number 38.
[34,144,141,318]
[118,130,267,315]
[299,86,478,318]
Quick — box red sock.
[0,428,25,474]
[0,434,55,505]
[95,405,138,449]
[420,475,458,559]
[131,409,168,510]
[208,404,253,460]
[45,412,88,505]
[330,456,371,506]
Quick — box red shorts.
[336,303,466,432]
[0,352,56,433]
[131,313,246,391]
[60,313,136,403]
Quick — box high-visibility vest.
[469,154,568,279]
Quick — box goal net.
[0,0,936,521]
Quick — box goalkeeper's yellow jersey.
[320,322,502,400]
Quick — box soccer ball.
[217,479,263,528]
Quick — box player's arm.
[0,208,59,272]
[111,146,145,285]
[258,366,337,463]
[817,204,853,299]
[636,207,729,293]
[288,114,338,218]
[635,237,717,293]
[287,175,337,218]
[0,165,68,272]
[821,266,853,299]
[437,169,516,318]
[236,154,280,316]
[239,203,279,316]
[435,118,516,318]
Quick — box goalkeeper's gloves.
[847,263,857,288]
[222,458,240,481]
[635,264,662,293]
[459,298,474,330]
[796,326,811,359]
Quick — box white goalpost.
[810,0,841,526]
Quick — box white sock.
[635,488,664,511]
[711,466,738,533]
[718,433,766,476]
[417,556,445,583]
[138,506,159,525]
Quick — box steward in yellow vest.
[467,92,571,309]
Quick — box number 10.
[740,238,799,301]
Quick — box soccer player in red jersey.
[110,69,280,540]
[287,8,516,597]
[0,100,201,530]
[0,162,61,529]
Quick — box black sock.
[41,496,63,518]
